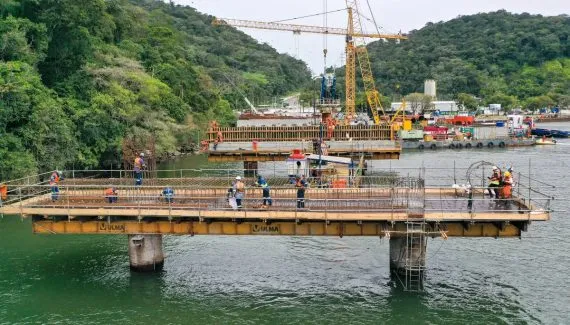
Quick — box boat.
[531,128,552,137]
[536,138,557,145]
[550,130,570,138]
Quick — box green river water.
[1,123,569,324]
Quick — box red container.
[423,126,448,134]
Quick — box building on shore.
[390,101,459,114]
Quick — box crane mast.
[344,7,357,122]
[346,0,385,124]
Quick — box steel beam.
[32,220,523,237]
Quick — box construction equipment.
[390,99,407,124]
[212,0,407,124]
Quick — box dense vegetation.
[0,0,311,179]
[337,11,570,111]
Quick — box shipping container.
[472,126,508,140]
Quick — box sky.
[176,0,568,74]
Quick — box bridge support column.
[244,161,258,178]
[389,235,426,291]
[128,234,164,272]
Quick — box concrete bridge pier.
[128,234,164,272]
[389,236,426,290]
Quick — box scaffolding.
[401,221,427,292]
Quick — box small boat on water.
[536,138,557,145]
[531,128,570,138]
[531,128,552,137]
[550,130,570,138]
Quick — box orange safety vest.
[51,172,60,183]
[502,176,513,198]
[134,157,143,169]
[105,188,116,196]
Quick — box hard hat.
[504,171,511,177]
[140,152,145,157]
[492,166,498,170]
[235,176,241,180]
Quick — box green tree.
[456,93,478,111]
[485,93,519,112]
[405,93,433,114]
[524,95,555,110]
[0,0,313,176]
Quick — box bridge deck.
[0,172,551,237]
[1,187,548,222]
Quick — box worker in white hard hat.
[233,176,245,208]
[487,166,502,199]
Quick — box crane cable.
[364,0,383,36]
[270,8,345,23]
[361,0,401,37]
[323,0,328,74]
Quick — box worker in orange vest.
[325,117,335,139]
[501,171,513,207]
[105,187,118,203]
[49,170,62,202]
[134,153,146,186]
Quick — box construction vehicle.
[212,0,407,125]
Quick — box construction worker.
[49,170,61,202]
[161,187,174,203]
[320,140,328,156]
[255,175,272,208]
[134,153,146,186]
[105,187,118,203]
[233,176,245,209]
[295,175,308,209]
[502,171,513,207]
[487,166,501,199]
[326,117,335,139]
[507,167,515,189]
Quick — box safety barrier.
[0,166,553,216]
[0,182,551,217]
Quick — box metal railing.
[1,184,551,217]
[0,166,553,216]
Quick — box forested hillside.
[339,11,570,110]
[0,0,311,179]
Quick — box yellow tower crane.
[212,0,407,124]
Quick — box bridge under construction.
[205,125,401,162]
[0,166,552,291]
